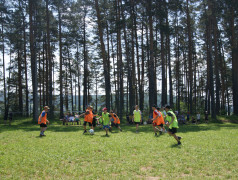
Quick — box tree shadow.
[1,119,238,135]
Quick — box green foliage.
[1,118,238,179]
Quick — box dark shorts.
[40,123,47,127]
[111,122,119,127]
[83,121,92,127]
[134,122,140,125]
[168,128,177,134]
[103,125,110,129]
[92,118,97,127]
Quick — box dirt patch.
[140,166,154,172]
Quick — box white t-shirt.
[197,114,200,120]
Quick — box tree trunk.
[46,0,53,116]
[1,15,7,121]
[58,6,64,118]
[117,0,123,119]
[140,21,145,111]
[76,43,81,112]
[230,2,238,115]
[186,0,193,114]
[29,0,39,122]
[95,0,111,110]
[147,0,156,111]
[207,0,216,119]
[23,13,29,116]
[166,11,173,107]
[83,11,88,110]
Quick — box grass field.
[0,118,238,179]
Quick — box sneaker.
[83,130,87,134]
[154,133,157,136]
[136,130,139,133]
[159,131,162,135]
[106,134,109,137]
[120,129,122,132]
[178,141,181,145]
[178,136,182,140]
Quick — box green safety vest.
[133,110,141,122]
[166,110,179,129]
[101,112,110,126]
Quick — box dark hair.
[152,104,157,108]
[165,105,171,109]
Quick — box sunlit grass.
[0,118,238,179]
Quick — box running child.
[165,105,182,145]
[98,107,111,136]
[133,105,142,133]
[151,105,165,136]
[79,106,94,134]
[110,110,122,132]
[38,106,50,137]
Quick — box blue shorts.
[103,125,110,129]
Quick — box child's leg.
[105,128,109,135]
[136,124,139,131]
[42,127,47,135]
[168,131,180,142]
[153,126,159,133]
[40,127,43,135]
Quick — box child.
[205,111,209,123]
[110,110,122,132]
[192,116,196,124]
[133,105,142,133]
[99,107,111,136]
[165,105,182,145]
[151,105,165,136]
[75,113,81,125]
[79,106,94,134]
[38,106,50,137]
[196,112,200,124]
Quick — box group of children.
[38,104,182,145]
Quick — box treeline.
[0,0,238,121]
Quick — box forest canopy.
[0,0,238,121]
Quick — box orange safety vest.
[38,111,47,124]
[110,113,120,124]
[85,110,93,123]
[153,110,165,125]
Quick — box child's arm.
[98,116,102,124]
[140,111,142,122]
[78,113,85,118]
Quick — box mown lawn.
[0,118,238,179]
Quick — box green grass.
[1,118,238,179]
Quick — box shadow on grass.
[1,119,238,134]
[101,135,110,138]
[170,144,182,149]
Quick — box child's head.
[102,107,108,113]
[44,106,50,112]
[152,104,157,111]
[87,106,93,111]
[165,105,171,112]
[135,105,139,110]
